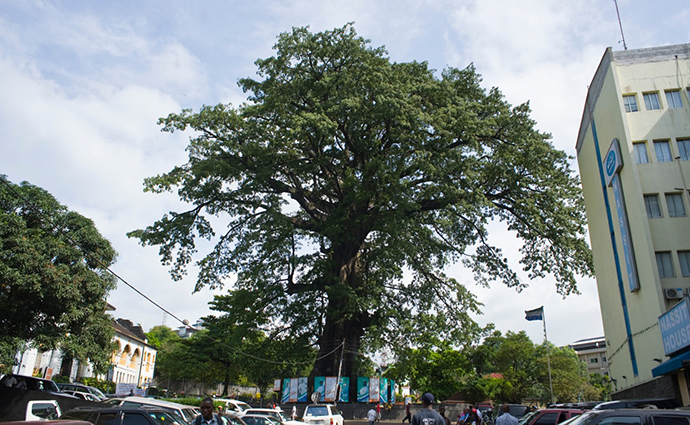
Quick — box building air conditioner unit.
[665,288,684,300]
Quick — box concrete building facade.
[576,44,690,403]
[570,336,610,376]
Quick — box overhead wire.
[0,175,346,367]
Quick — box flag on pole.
[525,306,544,321]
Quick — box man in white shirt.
[367,406,378,425]
[495,405,518,425]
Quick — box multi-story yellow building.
[577,43,690,403]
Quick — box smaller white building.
[109,319,157,388]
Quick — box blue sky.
[1,0,689,349]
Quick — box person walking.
[368,406,378,425]
[412,393,445,425]
[402,401,412,423]
[292,405,297,421]
[494,405,518,425]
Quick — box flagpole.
[544,309,555,404]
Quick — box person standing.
[494,405,518,425]
[368,406,378,425]
[439,406,451,425]
[292,405,297,421]
[376,403,382,422]
[195,398,228,425]
[402,401,412,423]
[412,393,445,425]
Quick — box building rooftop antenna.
[614,0,628,50]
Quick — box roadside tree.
[0,177,117,372]
[129,24,593,377]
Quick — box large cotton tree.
[130,25,592,378]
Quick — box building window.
[623,94,639,112]
[654,140,673,162]
[666,193,687,217]
[602,356,607,362]
[590,358,599,364]
[679,139,690,161]
[644,194,662,218]
[633,142,649,164]
[656,252,675,278]
[679,251,690,277]
[644,92,662,110]
[666,90,683,109]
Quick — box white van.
[215,398,252,414]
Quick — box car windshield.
[148,411,186,425]
[88,387,106,398]
[305,407,329,416]
[558,412,598,425]
[181,408,198,422]
[519,411,538,425]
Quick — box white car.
[216,398,253,414]
[302,404,344,425]
[242,408,308,425]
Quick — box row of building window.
[634,139,690,164]
[656,251,690,278]
[644,193,687,218]
[623,89,687,112]
[589,356,607,363]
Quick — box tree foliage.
[129,24,593,376]
[0,178,117,372]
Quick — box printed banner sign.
[339,377,349,402]
[290,378,299,402]
[274,379,281,392]
[325,377,337,401]
[380,378,388,403]
[298,377,308,402]
[369,377,380,402]
[282,378,290,404]
[357,377,369,402]
[314,376,326,402]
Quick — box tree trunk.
[222,370,230,396]
[311,306,367,379]
[311,233,370,379]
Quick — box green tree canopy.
[129,24,593,377]
[0,178,117,372]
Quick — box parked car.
[521,409,584,425]
[302,404,344,425]
[56,382,107,400]
[2,421,92,425]
[104,396,199,424]
[556,408,690,425]
[593,398,679,410]
[60,390,102,402]
[62,406,186,425]
[241,414,282,425]
[242,408,307,425]
[216,399,252,414]
[0,373,65,396]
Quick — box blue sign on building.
[659,298,690,356]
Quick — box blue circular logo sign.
[605,150,617,177]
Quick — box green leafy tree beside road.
[0,178,117,372]
[130,24,593,377]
